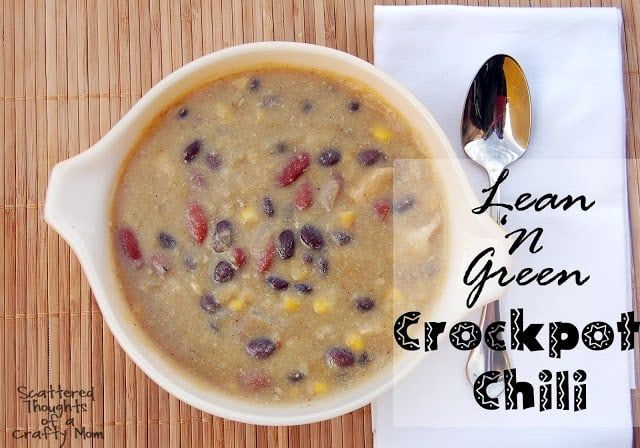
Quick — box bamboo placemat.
[1,0,639,447]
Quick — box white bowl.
[44,42,510,426]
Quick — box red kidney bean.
[213,260,235,283]
[294,181,314,209]
[246,337,277,359]
[118,227,143,266]
[325,347,355,368]
[183,139,202,163]
[358,148,384,166]
[258,239,276,273]
[300,225,324,250]
[187,203,208,244]
[266,276,289,290]
[277,152,310,186]
[233,247,247,269]
[374,198,392,222]
[277,230,295,260]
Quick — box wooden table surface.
[1,0,639,447]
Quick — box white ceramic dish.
[44,42,510,426]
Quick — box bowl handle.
[44,145,114,255]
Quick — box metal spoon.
[461,54,532,389]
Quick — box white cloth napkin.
[373,5,632,448]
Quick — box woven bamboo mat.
[1,0,639,447]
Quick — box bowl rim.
[44,41,510,426]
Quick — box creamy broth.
[111,66,446,403]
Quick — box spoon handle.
[465,176,512,389]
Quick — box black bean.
[246,337,276,359]
[262,95,281,108]
[316,257,329,275]
[277,230,295,260]
[262,197,275,217]
[332,230,352,246]
[300,225,324,250]
[266,276,289,290]
[394,197,415,213]
[158,232,177,249]
[200,294,221,314]
[294,283,313,294]
[288,370,305,383]
[184,254,197,271]
[183,140,202,163]
[302,100,313,114]
[356,297,375,312]
[318,148,341,167]
[206,152,222,170]
[213,261,235,283]
[358,148,384,167]
[274,141,288,154]
[325,347,355,368]
[177,107,189,119]
[249,78,261,91]
[213,220,234,253]
[348,100,360,112]
[358,352,372,365]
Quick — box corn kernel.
[240,207,258,226]
[291,263,310,281]
[312,381,329,395]
[229,297,247,312]
[372,125,392,144]
[283,295,301,312]
[346,333,365,351]
[339,211,356,228]
[313,298,332,314]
